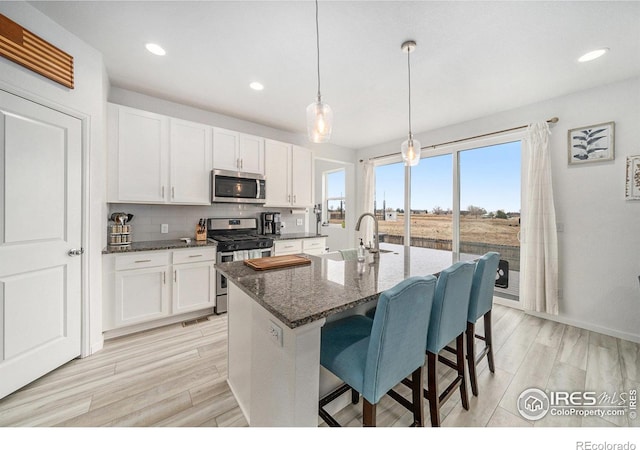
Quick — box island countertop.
[215,243,458,329]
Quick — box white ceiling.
[30,1,640,150]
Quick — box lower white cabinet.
[273,239,303,256]
[273,237,326,256]
[115,265,170,327]
[104,247,216,333]
[302,238,326,255]
[172,250,216,314]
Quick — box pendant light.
[306,0,333,143]
[401,40,420,166]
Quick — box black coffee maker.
[261,212,281,235]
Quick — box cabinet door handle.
[161,186,165,198]
[189,254,203,258]
[172,186,175,199]
[287,195,291,202]
[237,158,240,169]
[240,158,244,169]
[163,272,166,284]
[174,270,177,282]
[293,194,296,203]
[135,259,152,263]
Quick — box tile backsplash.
[107,203,308,243]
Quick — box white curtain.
[521,121,559,315]
[359,160,375,247]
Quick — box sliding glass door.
[410,154,453,249]
[459,141,521,302]
[375,161,406,246]
[372,136,522,302]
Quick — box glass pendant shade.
[306,98,333,143]
[401,134,421,166]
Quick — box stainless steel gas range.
[207,218,273,314]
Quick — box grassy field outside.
[377,213,520,247]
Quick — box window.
[324,169,345,225]
[373,136,522,302]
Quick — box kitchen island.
[215,243,459,426]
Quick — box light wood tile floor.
[0,304,638,427]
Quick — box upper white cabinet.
[170,119,213,204]
[264,139,313,207]
[291,145,313,207]
[213,128,265,175]
[108,104,169,203]
[107,103,212,205]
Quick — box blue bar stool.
[466,252,500,397]
[396,260,475,426]
[319,275,437,427]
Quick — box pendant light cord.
[315,0,321,101]
[407,47,412,137]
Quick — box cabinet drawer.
[274,240,302,255]
[115,252,170,271]
[303,238,325,251]
[172,247,216,264]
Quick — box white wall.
[0,2,107,353]
[356,76,640,342]
[109,87,356,163]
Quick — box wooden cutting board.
[244,254,311,271]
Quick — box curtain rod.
[360,117,559,162]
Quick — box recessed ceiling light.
[578,48,608,63]
[145,43,166,56]
[249,81,264,91]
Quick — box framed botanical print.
[568,122,615,165]
[625,155,640,200]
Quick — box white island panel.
[228,282,325,426]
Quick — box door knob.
[68,248,84,256]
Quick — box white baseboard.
[526,310,640,344]
[102,308,215,340]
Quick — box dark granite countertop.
[215,243,457,329]
[271,233,327,240]
[103,239,217,254]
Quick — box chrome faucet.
[355,212,379,255]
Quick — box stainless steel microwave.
[211,169,266,204]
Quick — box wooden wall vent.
[0,14,74,89]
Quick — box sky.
[375,141,521,213]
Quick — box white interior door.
[0,90,82,399]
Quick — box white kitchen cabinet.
[264,140,313,207]
[264,139,291,206]
[273,239,303,256]
[170,118,212,204]
[172,248,216,314]
[291,145,313,207]
[213,128,265,175]
[108,104,168,203]
[114,257,170,328]
[302,237,326,255]
[107,103,212,205]
[239,133,265,174]
[212,128,240,172]
[104,247,216,335]
[273,237,326,256]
